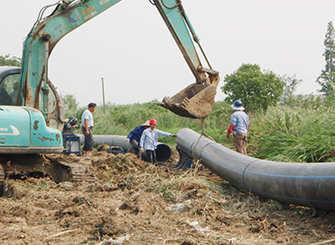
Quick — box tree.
[0,54,21,66]
[221,64,284,112]
[280,74,303,105]
[316,21,335,96]
[61,94,79,118]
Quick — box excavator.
[0,0,219,187]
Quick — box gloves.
[124,138,130,142]
[170,134,177,138]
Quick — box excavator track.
[50,160,96,183]
[0,154,96,195]
[0,164,5,196]
[43,154,97,183]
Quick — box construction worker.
[81,102,97,157]
[140,118,176,164]
[125,120,150,157]
[226,100,249,155]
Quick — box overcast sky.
[2,0,335,107]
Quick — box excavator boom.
[19,0,219,121]
[153,0,220,118]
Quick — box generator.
[108,145,124,155]
[62,134,81,156]
[61,116,81,156]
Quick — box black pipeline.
[176,128,335,211]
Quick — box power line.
[77,79,101,96]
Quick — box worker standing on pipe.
[226,100,249,155]
[140,118,176,164]
[125,120,150,157]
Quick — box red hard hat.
[149,119,157,125]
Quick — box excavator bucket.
[158,74,220,119]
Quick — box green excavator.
[0,0,219,184]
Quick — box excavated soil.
[1,151,335,245]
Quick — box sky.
[1,0,335,107]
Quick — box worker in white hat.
[226,100,249,155]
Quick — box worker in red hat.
[140,118,176,164]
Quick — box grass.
[156,175,210,203]
[251,105,335,162]
[69,97,335,163]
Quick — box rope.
[191,119,216,159]
[201,118,215,142]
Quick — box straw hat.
[142,120,150,127]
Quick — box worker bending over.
[125,120,150,157]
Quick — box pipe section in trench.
[77,135,171,163]
[176,128,335,211]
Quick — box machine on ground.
[0,0,219,185]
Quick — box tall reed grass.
[252,105,335,162]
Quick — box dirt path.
[1,152,335,245]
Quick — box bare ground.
[1,151,335,245]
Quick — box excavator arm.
[20,0,219,123]
[152,0,220,118]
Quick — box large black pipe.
[76,135,171,163]
[176,128,335,211]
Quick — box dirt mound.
[1,152,335,244]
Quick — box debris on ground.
[0,151,335,244]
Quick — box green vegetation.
[252,104,335,162]
[316,21,335,96]
[0,54,21,67]
[66,94,335,164]
[221,64,285,112]
[62,94,79,115]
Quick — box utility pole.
[102,77,106,114]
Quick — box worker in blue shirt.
[125,120,150,157]
[226,100,249,155]
[140,118,176,164]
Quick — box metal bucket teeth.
[158,83,217,119]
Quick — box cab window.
[0,74,20,105]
